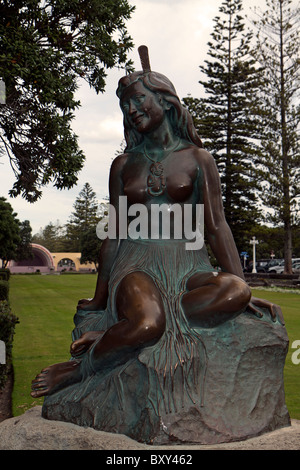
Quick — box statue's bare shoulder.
[190,146,218,175]
[110,152,130,174]
[109,153,132,187]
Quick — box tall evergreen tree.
[80,226,102,270]
[32,220,66,252]
[15,219,33,261]
[65,182,100,251]
[183,0,263,252]
[252,0,299,273]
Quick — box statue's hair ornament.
[138,45,151,73]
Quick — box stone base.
[0,407,298,450]
[41,311,291,445]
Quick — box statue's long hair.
[116,70,203,151]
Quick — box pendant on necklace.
[143,139,180,197]
[147,162,166,196]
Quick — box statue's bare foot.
[31,360,81,398]
[71,330,104,357]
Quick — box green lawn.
[250,287,300,420]
[9,274,96,415]
[8,274,300,419]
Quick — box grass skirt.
[43,238,215,437]
[73,238,213,413]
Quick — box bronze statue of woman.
[31,47,285,438]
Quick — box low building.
[7,243,95,273]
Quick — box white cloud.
[76,114,123,144]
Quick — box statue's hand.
[248,296,285,325]
[77,298,101,312]
[70,331,104,357]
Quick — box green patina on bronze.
[32,46,290,445]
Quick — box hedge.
[0,268,10,281]
[0,300,19,390]
[0,280,9,301]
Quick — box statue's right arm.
[78,154,128,311]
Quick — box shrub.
[0,268,10,281]
[0,300,19,390]
[0,280,9,301]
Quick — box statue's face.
[121,80,165,134]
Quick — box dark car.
[245,259,283,273]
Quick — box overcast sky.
[0,0,280,234]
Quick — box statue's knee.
[242,281,251,304]
[137,314,165,345]
[118,271,159,299]
[117,271,166,344]
[136,297,166,344]
[228,276,251,311]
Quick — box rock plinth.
[0,407,298,450]
[41,310,291,445]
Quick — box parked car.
[268,259,300,274]
[292,263,300,274]
[245,259,283,273]
[268,260,285,274]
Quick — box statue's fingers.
[248,303,263,318]
[271,304,285,326]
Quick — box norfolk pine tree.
[32,220,66,252]
[252,0,299,274]
[183,0,263,252]
[15,219,33,261]
[65,182,100,252]
[0,0,134,202]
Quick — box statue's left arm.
[198,148,244,279]
[196,148,284,324]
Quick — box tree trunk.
[279,0,293,274]
[225,8,233,223]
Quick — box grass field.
[9,274,97,415]
[8,274,300,419]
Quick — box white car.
[268,261,285,274]
[269,259,300,274]
[293,263,300,274]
